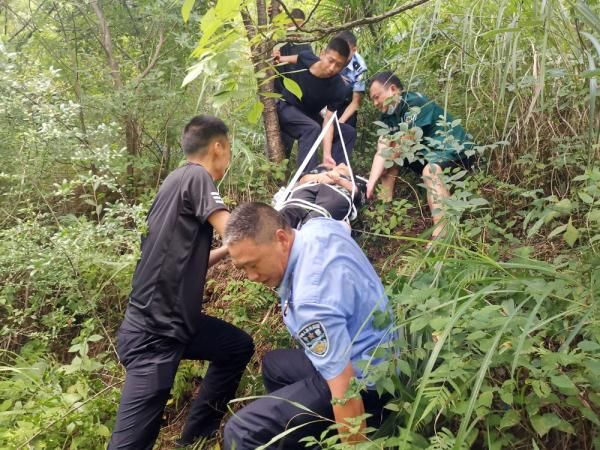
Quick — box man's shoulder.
[297,50,319,68]
[352,53,367,71]
[405,91,434,108]
[160,164,214,196]
[300,217,349,236]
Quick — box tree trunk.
[91,0,140,194]
[242,1,285,163]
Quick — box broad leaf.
[283,77,303,100]
[181,0,196,23]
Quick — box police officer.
[366,71,475,241]
[108,116,254,449]
[336,31,368,128]
[222,202,394,449]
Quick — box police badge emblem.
[298,321,329,357]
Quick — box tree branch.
[286,0,431,43]
[241,7,256,41]
[134,29,165,89]
[90,0,123,89]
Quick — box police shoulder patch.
[298,321,329,357]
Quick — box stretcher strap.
[333,114,356,221]
[276,112,337,210]
[276,111,357,224]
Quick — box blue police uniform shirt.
[277,218,393,382]
[341,52,368,93]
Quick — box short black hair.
[290,8,305,20]
[326,37,351,60]
[181,115,229,156]
[224,202,291,246]
[369,71,404,91]
[335,30,357,47]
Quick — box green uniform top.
[380,91,473,164]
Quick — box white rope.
[275,112,337,210]
[333,114,356,221]
[274,111,359,221]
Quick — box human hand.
[318,173,335,184]
[323,155,336,167]
[272,48,281,64]
[366,183,374,199]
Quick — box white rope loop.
[275,111,357,221]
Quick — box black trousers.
[277,102,356,171]
[280,184,354,229]
[108,315,254,449]
[223,349,389,450]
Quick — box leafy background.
[0,0,599,449]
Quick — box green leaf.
[548,224,567,239]
[384,402,400,411]
[554,198,572,213]
[563,219,579,247]
[398,360,412,377]
[181,0,196,23]
[373,121,389,128]
[530,413,562,437]
[215,0,241,18]
[578,340,600,352]
[550,374,578,395]
[283,77,303,100]
[247,101,264,124]
[97,424,110,437]
[530,379,551,398]
[499,409,520,429]
[477,391,493,409]
[410,316,429,333]
[582,69,600,78]
[381,377,395,395]
[588,210,600,223]
[578,192,594,204]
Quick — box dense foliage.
[1,0,599,449]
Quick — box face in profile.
[319,50,348,77]
[213,137,231,180]
[228,231,291,288]
[369,81,399,113]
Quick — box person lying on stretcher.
[275,163,367,229]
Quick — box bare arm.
[208,245,229,267]
[333,176,355,192]
[339,92,362,124]
[322,109,336,166]
[207,209,230,240]
[298,172,335,185]
[326,362,366,443]
[272,49,298,65]
[280,54,298,64]
[366,137,392,198]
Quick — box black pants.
[223,349,389,450]
[280,184,354,229]
[277,102,356,171]
[108,315,254,449]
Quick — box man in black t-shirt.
[273,8,312,95]
[108,116,254,449]
[273,37,357,170]
[272,8,312,155]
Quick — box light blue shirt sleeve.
[292,300,352,380]
[353,77,366,93]
[352,53,367,92]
